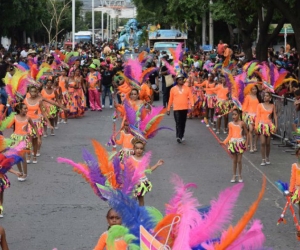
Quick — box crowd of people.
[0,39,299,248]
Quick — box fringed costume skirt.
[257,122,276,137]
[228,138,246,154]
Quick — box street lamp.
[92,0,95,44]
[72,0,75,50]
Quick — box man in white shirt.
[20,47,28,58]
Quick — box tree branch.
[266,16,286,44]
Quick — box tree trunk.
[227,23,234,47]
[241,32,253,61]
[255,41,269,61]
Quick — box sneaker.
[223,129,228,134]
[181,138,185,141]
[102,105,105,108]
[176,138,182,143]
[216,130,220,134]
[63,121,67,124]
[26,158,31,164]
[43,134,48,138]
[206,124,209,127]
[18,175,27,182]
[109,105,113,109]
[55,126,58,130]
[0,206,3,218]
[266,160,271,165]
[32,152,41,157]
[32,157,37,164]
[260,160,266,166]
[212,127,216,131]
[238,176,243,183]
[51,133,55,136]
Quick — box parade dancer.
[9,103,39,181]
[242,84,260,152]
[86,64,101,111]
[222,109,248,183]
[127,138,164,206]
[255,91,277,166]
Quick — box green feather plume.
[145,206,164,226]
[107,225,138,250]
[0,112,16,131]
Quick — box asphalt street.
[1,99,300,250]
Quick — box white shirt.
[20,50,28,58]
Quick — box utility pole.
[92,0,95,44]
[202,13,206,46]
[72,0,75,50]
[209,0,214,47]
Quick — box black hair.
[295,89,300,96]
[263,91,273,104]
[232,108,242,120]
[15,102,26,114]
[253,85,262,103]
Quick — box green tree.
[271,0,300,78]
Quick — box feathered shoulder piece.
[4,69,32,102]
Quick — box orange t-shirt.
[167,85,194,111]
[115,131,134,150]
[242,95,259,114]
[94,231,127,250]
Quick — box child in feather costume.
[126,138,164,206]
[93,208,138,250]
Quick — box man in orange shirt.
[167,74,194,143]
[217,40,225,57]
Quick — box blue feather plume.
[275,180,289,193]
[19,61,30,70]
[198,205,211,219]
[104,188,156,244]
[0,155,23,174]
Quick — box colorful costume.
[10,115,31,149]
[255,103,276,136]
[126,155,152,197]
[23,98,44,136]
[66,79,85,118]
[223,122,246,154]
[58,75,68,105]
[242,94,259,127]
[41,89,57,118]
[115,131,134,160]
[201,80,217,109]
[0,174,10,194]
[94,230,128,250]
[87,72,101,111]
[211,84,231,115]
[289,163,300,203]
